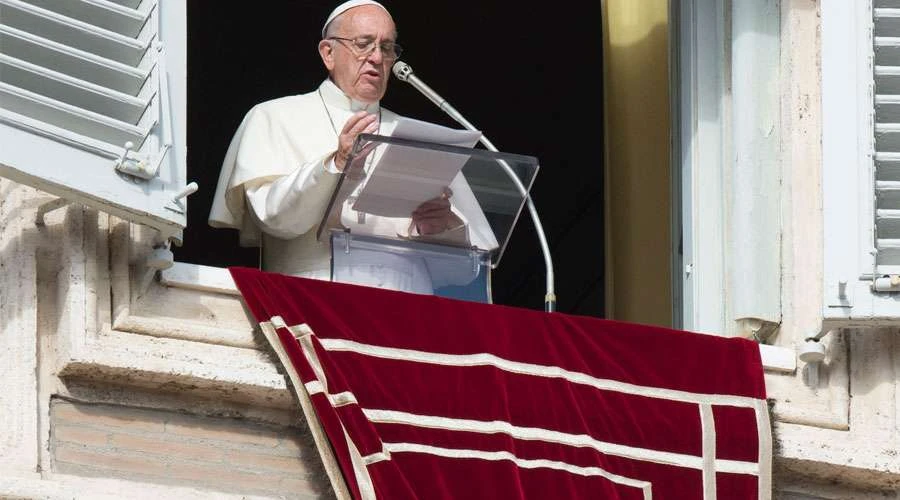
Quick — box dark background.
[178,1,605,316]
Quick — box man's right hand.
[334,111,379,172]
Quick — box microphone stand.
[392,62,557,312]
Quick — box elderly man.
[209,0,474,294]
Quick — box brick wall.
[50,398,333,499]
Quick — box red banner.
[230,267,770,500]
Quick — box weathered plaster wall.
[0,180,333,499]
[767,1,900,496]
[0,181,41,478]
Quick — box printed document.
[350,117,481,217]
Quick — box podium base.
[330,231,491,303]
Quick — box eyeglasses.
[328,36,403,61]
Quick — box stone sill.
[160,262,797,374]
[0,473,282,500]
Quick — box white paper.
[350,117,481,217]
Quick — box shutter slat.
[876,208,900,218]
[0,108,121,157]
[875,34,900,68]
[17,0,148,38]
[875,95,900,122]
[104,0,142,10]
[875,123,900,151]
[877,239,900,249]
[875,245,900,268]
[876,209,900,237]
[0,82,149,146]
[875,67,900,94]
[0,0,149,66]
[0,25,149,95]
[0,53,151,124]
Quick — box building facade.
[606,0,900,497]
[0,0,897,498]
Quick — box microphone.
[392,61,557,312]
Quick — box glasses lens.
[353,39,374,54]
[334,37,402,60]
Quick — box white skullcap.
[322,0,389,37]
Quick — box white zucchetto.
[322,0,389,37]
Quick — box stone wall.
[0,181,335,499]
[50,399,326,498]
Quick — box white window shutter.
[820,0,900,323]
[0,0,187,241]
[875,6,900,278]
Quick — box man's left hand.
[412,189,456,235]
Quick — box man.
[209,0,484,294]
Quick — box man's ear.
[318,40,335,71]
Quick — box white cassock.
[209,79,494,294]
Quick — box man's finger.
[415,201,450,212]
[413,206,451,220]
[414,198,450,210]
[350,114,377,135]
[414,216,449,227]
[340,111,371,134]
[344,113,378,136]
[339,112,366,134]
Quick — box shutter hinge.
[871,274,900,292]
[859,248,900,292]
[114,140,171,181]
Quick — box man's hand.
[334,111,379,172]
[412,188,458,235]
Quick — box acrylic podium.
[316,134,539,303]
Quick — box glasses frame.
[328,36,403,61]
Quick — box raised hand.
[334,111,379,172]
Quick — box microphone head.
[392,61,413,82]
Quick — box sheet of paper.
[350,117,482,218]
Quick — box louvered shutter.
[821,0,900,321]
[875,3,900,281]
[0,0,187,240]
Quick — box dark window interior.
[180,2,604,316]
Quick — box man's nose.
[366,46,384,64]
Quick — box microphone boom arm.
[393,62,557,312]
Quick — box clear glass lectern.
[316,134,539,303]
